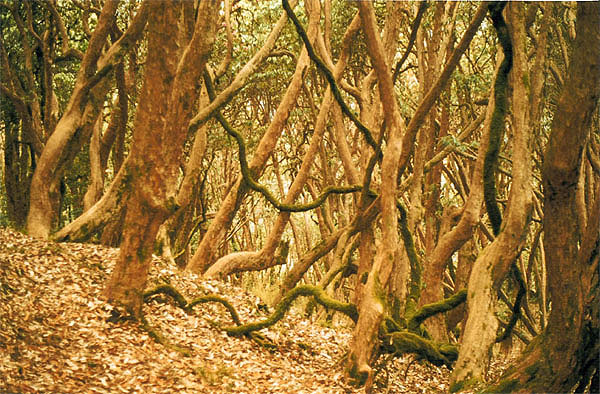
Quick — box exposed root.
[140,315,192,357]
[224,284,358,336]
[143,284,355,349]
[386,331,457,368]
[188,295,242,325]
[142,283,462,367]
[143,284,189,311]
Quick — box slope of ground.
[0,228,509,393]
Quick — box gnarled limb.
[386,331,457,368]
[187,0,321,273]
[225,285,358,336]
[483,2,513,236]
[407,290,467,333]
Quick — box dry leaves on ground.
[0,228,512,393]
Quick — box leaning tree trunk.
[484,3,600,392]
[26,0,149,239]
[187,0,320,274]
[52,0,291,245]
[104,0,218,317]
[203,9,360,279]
[347,2,407,388]
[450,4,536,390]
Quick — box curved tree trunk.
[418,84,493,342]
[204,10,361,279]
[484,3,599,392]
[26,0,149,239]
[450,4,535,390]
[347,2,407,388]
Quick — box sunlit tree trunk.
[83,115,104,212]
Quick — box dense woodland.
[1,0,599,393]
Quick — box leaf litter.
[0,228,512,393]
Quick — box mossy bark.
[225,285,357,335]
[452,4,535,389]
[482,3,600,392]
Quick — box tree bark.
[104,0,218,317]
[347,2,407,388]
[26,0,149,238]
[203,8,360,279]
[450,4,535,390]
[484,3,600,392]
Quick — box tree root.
[141,283,463,367]
[225,284,358,335]
[143,284,189,311]
[188,295,242,325]
[142,283,354,348]
[386,331,457,368]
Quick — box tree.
[2,1,598,391]
[104,0,219,317]
[24,0,148,239]
[483,2,599,392]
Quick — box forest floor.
[0,227,514,394]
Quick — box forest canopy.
[1,1,598,392]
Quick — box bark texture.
[104,0,218,317]
[450,4,536,390]
[347,2,406,388]
[26,0,149,238]
[484,3,600,392]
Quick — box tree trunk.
[450,4,535,390]
[203,9,360,279]
[104,0,218,317]
[3,107,32,228]
[347,2,407,388]
[83,115,104,211]
[484,3,600,392]
[26,0,149,238]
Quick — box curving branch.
[281,0,379,152]
[203,70,363,213]
[495,264,527,343]
[143,283,355,344]
[407,289,467,333]
[386,331,458,368]
[225,285,358,335]
[483,2,513,236]
[392,1,429,83]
